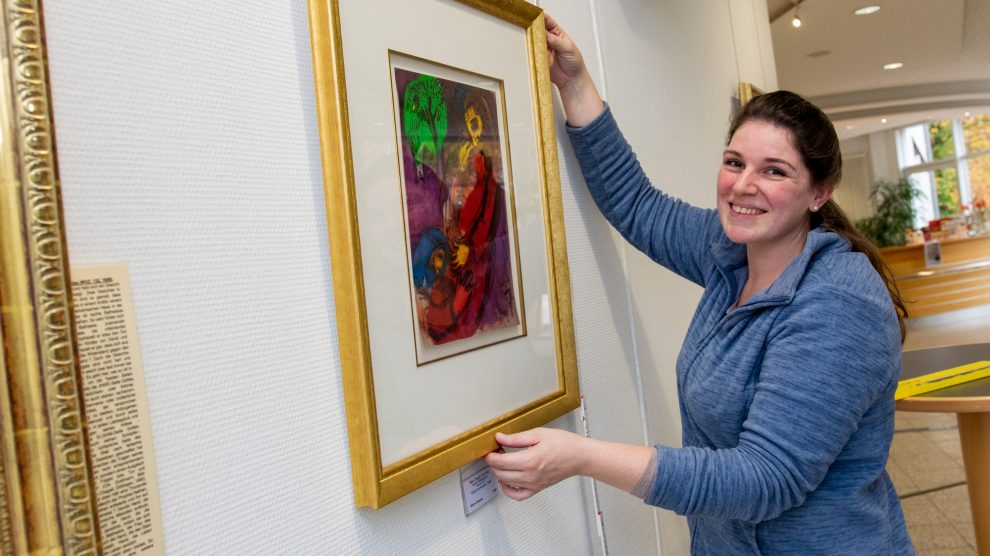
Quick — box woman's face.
[716,120,832,255]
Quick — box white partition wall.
[42,0,773,553]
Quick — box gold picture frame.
[0,0,101,553]
[738,81,765,106]
[307,0,579,509]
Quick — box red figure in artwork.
[420,149,502,344]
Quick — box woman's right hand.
[545,14,586,91]
[544,14,604,127]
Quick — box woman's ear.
[810,186,834,212]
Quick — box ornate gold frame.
[0,0,101,553]
[738,81,765,106]
[307,0,579,509]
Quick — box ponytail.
[812,199,908,342]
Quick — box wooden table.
[898,343,990,555]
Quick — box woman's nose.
[732,171,758,195]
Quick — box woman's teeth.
[731,203,764,215]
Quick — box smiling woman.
[728,91,909,335]
[484,15,917,555]
[717,120,832,305]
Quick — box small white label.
[460,459,499,516]
[924,240,942,267]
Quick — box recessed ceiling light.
[791,15,802,27]
[845,125,857,130]
[881,118,888,123]
[854,6,881,16]
[965,112,972,117]
[883,62,904,70]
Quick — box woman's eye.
[724,159,743,168]
[766,167,785,177]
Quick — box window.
[964,113,990,203]
[896,113,990,229]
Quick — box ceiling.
[767,0,990,140]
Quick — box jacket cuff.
[565,102,614,136]
[630,446,660,499]
[644,444,694,514]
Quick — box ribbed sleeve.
[566,106,720,287]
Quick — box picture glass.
[391,53,525,365]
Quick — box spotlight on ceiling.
[854,6,881,16]
[881,118,888,124]
[883,62,904,70]
[791,1,802,27]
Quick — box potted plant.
[855,178,921,248]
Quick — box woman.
[484,15,914,555]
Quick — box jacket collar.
[710,227,850,307]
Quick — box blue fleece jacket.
[568,107,913,555]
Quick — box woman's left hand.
[484,428,588,501]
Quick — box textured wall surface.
[44,0,773,553]
[538,1,662,553]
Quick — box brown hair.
[729,91,908,341]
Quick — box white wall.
[44,0,774,553]
[836,131,907,222]
[869,129,902,182]
[835,136,877,222]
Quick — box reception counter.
[880,234,990,318]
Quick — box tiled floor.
[889,304,990,555]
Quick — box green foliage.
[403,75,448,169]
[963,114,990,203]
[855,178,921,248]
[969,155,990,204]
[935,167,960,216]
[963,113,990,152]
[930,120,955,160]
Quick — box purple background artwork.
[395,66,520,347]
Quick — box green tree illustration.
[403,75,448,179]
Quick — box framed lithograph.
[307,0,579,508]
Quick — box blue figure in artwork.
[411,227,449,288]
